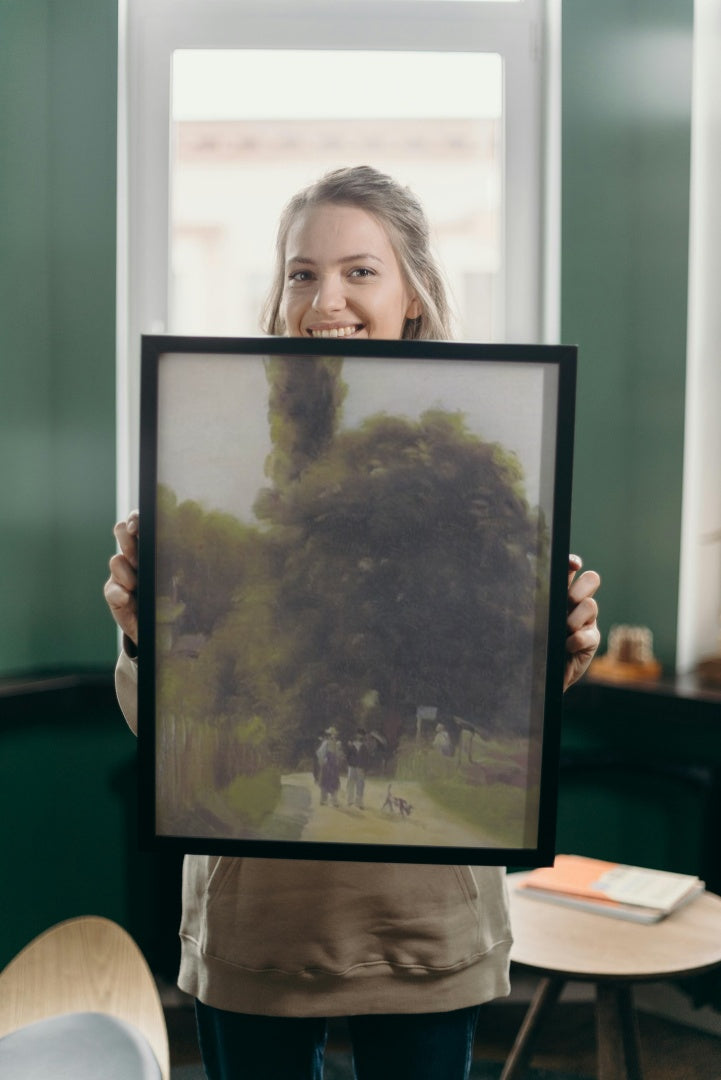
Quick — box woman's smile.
[307,323,365,339]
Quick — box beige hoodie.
[116,650,512,1017]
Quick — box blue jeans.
[195,1000,481,1080]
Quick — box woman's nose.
[312,274,345,314]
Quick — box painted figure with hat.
[316,726,344,807]
[346,727,373,809]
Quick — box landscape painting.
[138,336,576,864]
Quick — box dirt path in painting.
[276,772,504,849]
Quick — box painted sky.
[155,350,557,522]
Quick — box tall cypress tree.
[263,356,347,489]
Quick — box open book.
[516,854,705,923]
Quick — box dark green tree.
[263,355,347,488]
[155,485,261,636]
[254,408,547,748]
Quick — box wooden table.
[502,873,721,1080]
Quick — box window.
[169,49,503,342]
[118,0,557,510]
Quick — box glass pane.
[170,50,503,341]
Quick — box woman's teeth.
[310,325,360,338]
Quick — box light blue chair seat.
[0,1011,162,1079]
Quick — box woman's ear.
[406,296,422,320]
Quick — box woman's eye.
[349,267,375,279]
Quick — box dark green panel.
[0,0,118,674]
[562,0,693,668]
[0,686,132,966]
[47,0,118,667]
[0,682,184,976]
[556,772,707,876]
[0,2,55,670]
[559,682,721,889]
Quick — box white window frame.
[117,0,558,512]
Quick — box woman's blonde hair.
[261,165,454,341]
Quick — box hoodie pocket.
[185,857,508,976]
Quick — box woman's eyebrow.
[286,253,384,266]
[339,253,384,265]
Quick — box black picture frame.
[138,335,576,865]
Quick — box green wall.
[562,0,693,669]
[0,0,118,675]
[0,0,131,971]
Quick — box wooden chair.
[0,915,170,1079]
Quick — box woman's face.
[280,203,421,340]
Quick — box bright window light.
[172,50,502,121]
[170,50,504,341]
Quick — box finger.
[103,576,133,613]
[567,553,583,588]
[108,552,138,593]
[566,594,599,634]
[566,623,601,657]
[103,579,139,642]
[113,518,139,568]
[568,568,601,607]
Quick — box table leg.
[596,982,643,1080]
[499,976,565,1080]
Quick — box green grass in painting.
[423,778,536,846]
[394,735,534,845]
[222,767,282,827]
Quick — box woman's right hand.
[104,510,139,646]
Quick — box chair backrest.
[0,915,170,1080]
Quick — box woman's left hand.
[564,554,601,691]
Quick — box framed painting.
[137,335,576,865]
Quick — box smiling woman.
[263,167,452,342]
